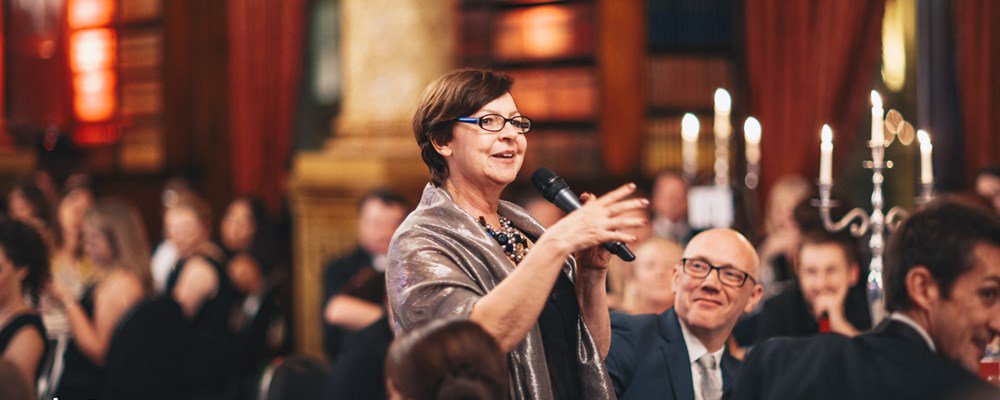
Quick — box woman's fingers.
[594,183,637,206]
[606,198,649,216]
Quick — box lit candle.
[917,130,933,184]
[744,117,761,165]
[714,89,732,139]
[682,113,700,179]
[820,124,833,185]
[871,91,883,148]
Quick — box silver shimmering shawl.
[387,183,615,400]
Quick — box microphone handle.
[551,189,636,262]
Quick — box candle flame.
[681,113,700,141]
[714,88,731,114]
[918,130,930,146]
[821,124,833,143]
[871,90,882,109]
[744,117,761,144]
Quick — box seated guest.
[620,237,683,315]
[974,166,1000,214]
[385,319,508,400]
[323,317,393,400]
[606,228,763,400]
[322,189,408,360]
[0,218,50,397]
[650,171,694,244]
[755,231,871,342]
[50,199,151,400]
[734,200,1000,400]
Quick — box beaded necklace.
[479,216,530,264]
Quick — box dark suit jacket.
[756,283,872,343]
[606,309,741,400]
[734,319,999,400]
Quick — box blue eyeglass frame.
[455,114,532,133]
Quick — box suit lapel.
[659,310,695,400]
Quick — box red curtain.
[954,1,1000,184]
[228,0,306,214]
[744,0,886,197]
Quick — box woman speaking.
[387,68,646,399]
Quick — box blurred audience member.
[150,177,194,293]
[50,199,151,400]
[165,193,231,323]
[221,196,277,298]
[756,175,811,299]
[650,171,693,244]
[975,166,1000,214]
[606,229,762,399]
[756,231,872,343]
[0,218,51,397]
[385,319,508,400]
[43,175,96,338]
[734,200,1000,399]
[620,238,683,315]
[6,180,54,246]
[322,189,407,360]
[520,194,564,228]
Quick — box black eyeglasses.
[455,114,532,134]
[680,258,757,288]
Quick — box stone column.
[287,0,455,357]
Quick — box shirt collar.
[679,318,725,368]
[889,312,936,352]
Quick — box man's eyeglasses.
[680,258,757,288]
[455,114,532,134]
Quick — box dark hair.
[0,218,51,305]
[412,68,514,186]
[797,229,859,268]
[386,319,508,400]
[884,199,1000,312]
[358,188,409,212]
[230,196,278,271]
[8,180,53,229]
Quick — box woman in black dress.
[0,218,50,396]
[49,199,151,399]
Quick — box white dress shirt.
[680,319,725,400]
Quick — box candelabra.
[816,104,932,324]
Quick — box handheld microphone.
[531,167,636,262]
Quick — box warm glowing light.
[917,130,930,147]
[744,117,761,144]
[871,91,882,109]
[681,113,700,141]
[74,71,116,121]
[881,0,908,92]
[822,124,833,143]
[69,0,115,29]
[714,89,731,114]
[521,5,574,59]
[71,29,116,72]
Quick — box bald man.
[606,229,763,400]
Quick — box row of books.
[460,2,594,62]
[643,115,720,174]
[647,55,732,109]
[507,67,597,120]
[647,0,733,49]
[521,129,602,179]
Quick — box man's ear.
[432,139,452,157]
[905,266,940,311]
[744,283,764,313]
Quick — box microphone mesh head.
[531,167,567,202]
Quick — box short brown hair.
[412,68,513,186]
[386,319,508,400]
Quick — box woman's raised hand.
[540,182,649,265]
